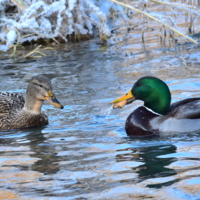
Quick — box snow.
[0,0,199,52]
[0,0,110,52]
[6,29,17,44]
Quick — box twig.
[23,45,46,58]
[108,0,198,44]
[151,0,200,18]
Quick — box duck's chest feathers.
[11,110,49,129]
[125,106,159,136]
[1,110,48,129]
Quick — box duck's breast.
[125,106,159,137]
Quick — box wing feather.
[170,99,200,119]
[0,92,25,119]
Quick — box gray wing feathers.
[170,100,200,119]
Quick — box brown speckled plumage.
[0,75,63,130]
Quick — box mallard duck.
[0,75,64,129]
[111,76,200,137]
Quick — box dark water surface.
[0,39,200,199]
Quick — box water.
[0,38,200,199]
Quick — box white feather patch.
[151,117,200,133]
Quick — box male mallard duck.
[0,75,64,129]
[111,76,200,137]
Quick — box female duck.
[111,76,200,136]
[0,75,64,129]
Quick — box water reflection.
[25,129,60,175]
[114,144,177,185]
[0,37,200,198]
[136,145,177,179]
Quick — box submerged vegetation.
[0,0,199,57]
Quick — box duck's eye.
[137,82,143,86]
[39,84,43,88]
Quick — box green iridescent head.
[111,76,171,115]
[131,76,171,115]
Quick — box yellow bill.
[111,90,135,109]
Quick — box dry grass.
[108,0,198,44]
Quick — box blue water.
[0,39,200,199]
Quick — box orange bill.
[45,91,64,109]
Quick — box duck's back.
[0,92,25,115]
[0,92,48,129]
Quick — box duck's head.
[25,75,64,112]
[111,76,171,115]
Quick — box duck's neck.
[24,93,44,114]
[144,94,171,115]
